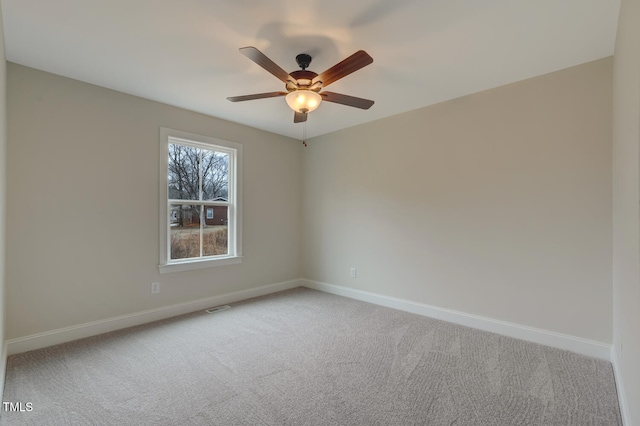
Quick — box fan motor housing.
[287,70,320,92]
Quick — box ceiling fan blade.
[320,92,375,109]
[312,50,373,87]
[227,92,287,102]
[294,111,307,123]
[239,46,292,84]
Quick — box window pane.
[203,206,228,257]
[168,144,200,200]
[161,128,242,271]
[170,204,201,260]
[202,151,229,201]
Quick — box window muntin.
[159,128,242,273]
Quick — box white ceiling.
[0,0,621,140]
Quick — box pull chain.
[302,120,307,147]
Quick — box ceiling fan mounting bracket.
[296,53,312,70]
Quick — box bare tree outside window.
[168,143,230,260]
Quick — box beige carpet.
[1,287,622,425]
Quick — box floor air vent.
[206,305,231,314]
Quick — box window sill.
[158,255,243,274]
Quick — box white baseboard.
[303,279,612,361]
[5,277,614,361]
[611,348,630,426]
[6,278,303,356]
[0,343,6,404]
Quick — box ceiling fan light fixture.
[229,47,374,124]
[286,90,322,113]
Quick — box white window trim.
[159,127,243,274]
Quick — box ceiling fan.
[227,47,374,123]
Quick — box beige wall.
[6,64,303,339]
[303,58,613,343]
[612,0,640,422]
[0,0,7,396]
[5,51,618,384]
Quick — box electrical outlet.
[350,267,357,278]
[151,282,160,294]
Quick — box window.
[159,128,242,273]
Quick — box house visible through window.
[159,128,243,273]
